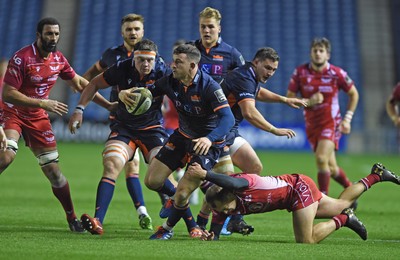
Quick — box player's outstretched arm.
[2,83,68,116]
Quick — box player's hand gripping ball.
[125,87,153,115]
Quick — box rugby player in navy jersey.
[143,44,234,240]
[81,13,167,230]
[191,6,251,235]
[68,39,171,235]
[187,162,400,243]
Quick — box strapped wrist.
[343,110,353,123]
[75,105,85,114]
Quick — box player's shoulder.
[12,43,36,59]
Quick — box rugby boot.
[341,208,367,240]
[80,214,103,235]
[371,163,400,185]
[149,226,174,240]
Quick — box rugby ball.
[125,87,153,115]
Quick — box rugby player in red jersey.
[187,162,400,243]
[287,37,359,195]
[0,17,112,232]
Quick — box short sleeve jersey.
[220,62,260,130]
[194,37,245,84]
[103,58,170,129]
[3,42,75,118]
[288,63,354,128]
[150,70,229,141]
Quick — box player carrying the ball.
[68,39,171,235]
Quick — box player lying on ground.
[186,162,400,243]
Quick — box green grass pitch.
[0,142,399,259]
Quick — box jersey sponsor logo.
[212,55,223,61]
[321,77,332,83]
[12,54,22,65]
[35,85,49,96]
[239,92,254,98]
[49,65,59,71]
[48,75,58,82]
[201,64,223,75]
[201,64,212,74]
[30,75,43,83]
[212,64,223,75]
[318,86,333,93]
[214,89,227,103]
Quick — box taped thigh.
[229,136,248,156]
[103,143,130,165]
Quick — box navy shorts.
[108,123,168,163]
[156,130,223,171]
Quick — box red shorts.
[3,111,57,148]
[306,117,341,151]
[290,174,322,211]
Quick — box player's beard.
[41,36,57,53]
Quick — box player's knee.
[103,157,123,177]
[36,150,59,167]
[144,173,161,191]
[295,236,316,244]
[0,140,18,171]
[174,189,191,205]
[315,154,328,165]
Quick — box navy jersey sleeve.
[98,48,118,69]
[230,47,245,69]
[228,71,257,104]
[204,80,234,141]
[205,171,249,190]
[102,60,127,87]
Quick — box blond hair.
[199,7,221,23]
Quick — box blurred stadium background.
[1,0,399,154]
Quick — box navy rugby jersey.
[194,37,245,84]
[150,70,230,142]
[220,62,260,131]
[99,44,168,102]
[103,58,171,129]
